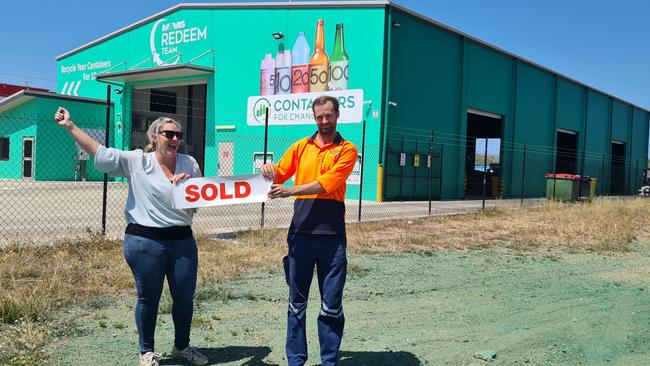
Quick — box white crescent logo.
[150,18,181,66]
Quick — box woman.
[54,107,208,366]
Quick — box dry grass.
[0,237,132,325]
[1,197,650,363]
[2,198,649,322]
[347,198,650,254]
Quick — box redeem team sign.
[172,174,272,209]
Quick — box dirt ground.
[48,243,650,366]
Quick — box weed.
[0,318,50,365]
[0,295,48,325]
[191,316,213,330]
[347,262,369,277]
[50,317,84,338]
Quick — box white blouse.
[94,146,202,227]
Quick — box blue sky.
[2,0,647,110]
[2,1,648,136]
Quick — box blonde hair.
[144,117,183,152]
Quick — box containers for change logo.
[253,98,272,124]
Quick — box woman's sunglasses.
[159,130,183,139]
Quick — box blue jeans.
[286,233,347,366]
[123,234,198,354]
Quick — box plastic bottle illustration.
[329,23,349,90]
[275,43,292,95]
[291,32,311,93]
[260,54,275,95]
[309,19,329,92]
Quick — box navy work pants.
[285,233,347,366]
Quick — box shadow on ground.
[160,346,275,365]
[159,348,420,365]
[338,350,421,366]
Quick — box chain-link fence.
[0,106,645,246]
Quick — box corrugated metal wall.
[385,7,649,200]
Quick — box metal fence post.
[400,136,404,201]
[101,85,111,236]
[427,130,434,215]
[520,143,527,207]
[413,138,418,201]
[358,120,366,222]
[601,153,605,195]
[482,137,488,210]
[438,145,444,202]
[552,146,558,200]
[635,158,639,194]
[260,108,269,229]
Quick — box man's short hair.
[312,95,339,114]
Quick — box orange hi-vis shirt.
[274,131,358,235]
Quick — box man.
[261,95,358,366]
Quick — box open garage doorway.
[465,109,502,198]
[610,141,626,195]
[131,82,207,172]
[555,129,578,175]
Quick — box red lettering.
[235,181,251,198]
[186,180,254,204]
[185,184,200,202]
[220,182,233,199]
[201,183,218,201]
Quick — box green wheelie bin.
[545,173,580,201]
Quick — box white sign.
[400,153,406,167]
[172,174,272,209]
[346,154,362,185]
[247,89,364,126]
[253,152,274,174]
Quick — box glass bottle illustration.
[291,32,311,93]
[309,19,329,92]
[275,43,292,95]
[329,23,349,90]
[260,54,275,95]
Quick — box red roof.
[0,84,49,97]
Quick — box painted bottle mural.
[260,54,275,95]
[291,32,311,93]
[329,23,349,90]
[309,19,329,92]
[275,43,292,94]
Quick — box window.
[150,89,177,114]
[0,137,9,160]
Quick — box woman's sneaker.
[138,352,161,366]
[171,346,209,365]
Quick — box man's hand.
[54,107,74,129]
[260,163,277,182]
[268,184,292,199]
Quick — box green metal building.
[3,1,648,199]
[0,90,110,181]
